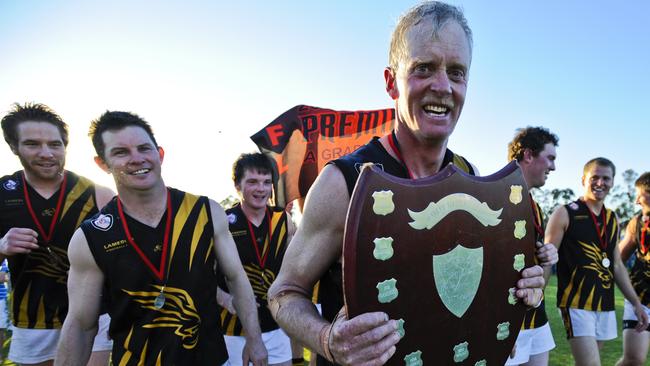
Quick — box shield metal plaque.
[343,161,536,365]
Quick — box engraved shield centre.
[433,245,483,318]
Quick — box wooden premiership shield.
[343,161,536,365]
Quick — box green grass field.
[545,274,634,366]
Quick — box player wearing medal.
[217,153,296,366]
[546,158,648,366]
[267,3,547,365]
[0,103,114,366]
[55,111,267,365]
[504,126,559,366]
[616,172,650,366]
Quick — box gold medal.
[154,291,166,309]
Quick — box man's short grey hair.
[389,1,473,71]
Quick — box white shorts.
[504,322,555,365]
[8,313,113,363]
[225,328,291,365]
[0,299,9,329]
[560,308,617,340]
[622,299,650,330]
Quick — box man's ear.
[158,146,165,164]
[384,67,399,100]
[522,148,534,164]
[94,156,111,174]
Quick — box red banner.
[251,105,395,207]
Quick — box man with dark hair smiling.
[56,111,267,365]
[505,126,559,366]
[218,152,296,366]
[0,102,113,366]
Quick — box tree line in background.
[219,169,642,229]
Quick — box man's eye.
[413,64,431,74]
[448,69,466,81]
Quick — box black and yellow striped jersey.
[521,198,549,329]
[628,214,650,306]
[82,188,227,365]
[220,203,289,335]
[0,170,98,329]
[557,199,618,311]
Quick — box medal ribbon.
[387,131,414,179]
[530,194,544,241]
[587,205,609,251]
[245,207,273,269]
[640,216,649,254]
[22,172,67,244]
[117,189,172,282]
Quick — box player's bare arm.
[55,229,104,365]
[285,212,296,246]
[210,200,268,366]
[545,206,569,250]
[268,165,400,366]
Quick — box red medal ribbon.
[387,132,414,179]
[530,194,543,240]
[587,205,609,251]
[245,207,273,269]
[117,189,172,282]
[22,172,67,244]
[640,216,649,254]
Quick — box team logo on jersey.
[569,202,579,211]
[3,179,17,191]
[227,213,237,224]
[92,214,113,231]
[123,285,201,349]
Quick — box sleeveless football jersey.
[220,204,289,335]
[521,198,549,329]
[0,170,97,328]
[628,214,650,306]
[556,199,618,311]
[315,138,474,366]
[82,188,227,365]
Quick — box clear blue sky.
[1,1,648,201]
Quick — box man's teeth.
[131,169,150,175]
[423,105,448,115]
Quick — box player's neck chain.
[117,188,172,309]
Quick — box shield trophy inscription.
[343,161,536,365]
